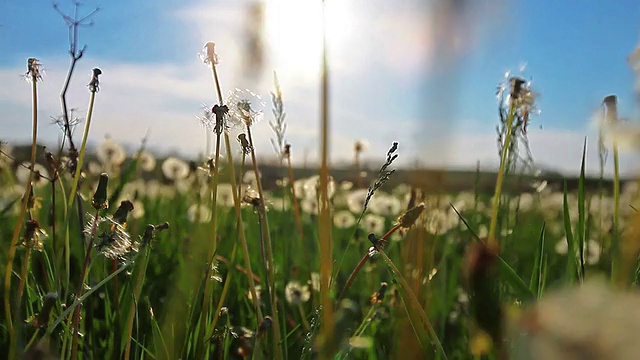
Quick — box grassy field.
[3,8,640,360]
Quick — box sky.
[1,0,640,177]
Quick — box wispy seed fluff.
[86,214,134,259]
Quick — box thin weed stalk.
[5,59,41,358]
[199,55,225,353]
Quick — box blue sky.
[1,0,639,176]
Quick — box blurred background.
[1,0,640,177]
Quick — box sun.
[264,0,350,82]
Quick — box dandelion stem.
[208,55,264,326]
[488,101,517,247]
[5,68,39,359]
[206,49,265,338]
[199,109,222,354]
[246,124,284,359]
[223,130,264,321]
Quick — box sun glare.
[264,0,350,82]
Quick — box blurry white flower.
[368,193,402,216]
[457,287,469,304]
[0,142,13,169]
[268,197,290,211]
[300,197,318,215]
[145,180,161,199]
[16,162,49,188]
[554,237,601,265]
[137,151,156,172]
[346,189,369,214]
[592,108,640,151]
[333,210,356,228]
[302,175,336,200]
[340,181,353,191]
[216,183,235,208]
[584,239,601,265]
[187,204,211,223]
[532,180,548,193]
[161,157,189,181]
[309,272,320,291]
[512,279,640,359]
[361,214,385,234]
[242,170,260,187]
[285,281,310,304]
[424,208,455,235]
[97,138,126,166]
[247,285,262,303]
[87,161,102,176]
[131,200,145,219]
[555,238,568,255]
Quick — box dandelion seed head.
[227,88,265,127]
[161,157,189,181]
[87,214,134,259]
[97,138,126,167]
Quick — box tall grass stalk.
[318,3,335,358]
[5,59,40,359]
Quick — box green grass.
[2,13,640,359]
